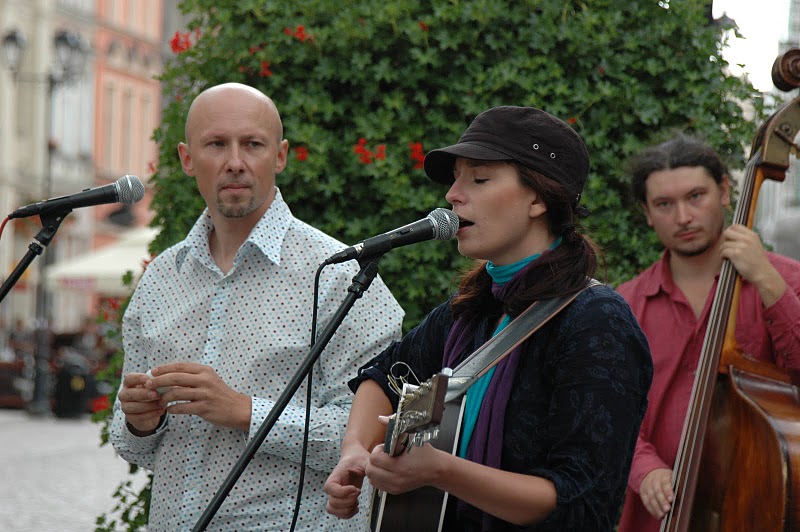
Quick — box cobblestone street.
[0,408,148,532]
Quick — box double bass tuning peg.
[772,48,800,92]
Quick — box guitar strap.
[444,279,601,403]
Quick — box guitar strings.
[387,361,421,397]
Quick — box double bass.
[662,48,800,531]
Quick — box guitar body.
[369,397,466,532]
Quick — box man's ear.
[642,202,654,227]
[178,142,194,176]
[275,139,289,174]
[720,175,732,208]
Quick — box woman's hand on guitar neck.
[366,441,447,494]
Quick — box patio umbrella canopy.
[44,227,158,296]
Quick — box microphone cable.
[289,261,325,531]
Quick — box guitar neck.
[370,396,466,532]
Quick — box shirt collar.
[639,250,677,298]
[175,187,292,271]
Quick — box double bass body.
[689,369,800,531]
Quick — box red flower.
[259,61,272,77]
[90,395,109,413]
[170,31,192,54]
[249,45,262,55]
[295,146,309,161]
[598,66,606,75]
[409,142,425,169]
[419,21,429,32]
[285,25,311,42]
[568,117,577,124]
[147,161,157,175]
[353,138,373,164]
[375,144,386,160]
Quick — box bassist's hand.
[639,467,674,519]
[325,446,369,519]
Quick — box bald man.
[110,83,404,531]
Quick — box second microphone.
[324,208,460,265]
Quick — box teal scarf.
[457,237,561,457]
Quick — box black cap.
[424,106,590,205]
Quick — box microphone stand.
[192,257,382,531]
[0,210,69,416]
[0,210,68,303]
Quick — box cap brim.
[423,142,514,184]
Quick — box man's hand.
[118,372,165,436]
[147,362,251,431]
[639,467,674,519]
[721,225,786,307]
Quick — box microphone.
[9,175,145,219]
[324,208,460,265]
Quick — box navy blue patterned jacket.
[351,284,653,531]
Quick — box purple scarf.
[442,266,530,469]
[441,263,538,529]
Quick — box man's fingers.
[122,372,148,388]
[641,485,672,518]
[120,397,163,415]
[653,488,671,513]
[641,491,665,518]
[118,385,160,404]
[151,361,206,376]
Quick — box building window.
[121,88,133,171]
[103,84,114,169]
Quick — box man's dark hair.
[629,134,729,203]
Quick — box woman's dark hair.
[450,163,601,320]
[629,134,728,203]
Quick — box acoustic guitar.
[368,372,466,532]
[367,288,592,531]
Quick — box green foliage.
[151,0,763,300]
[96,0,765,527]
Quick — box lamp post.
[2,27,90,416]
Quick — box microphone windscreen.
[116,175,146,204]
[428,208,460,240]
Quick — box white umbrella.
[44,227,159,296]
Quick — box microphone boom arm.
[0,209,69,303]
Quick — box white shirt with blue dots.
[110,189,404,531]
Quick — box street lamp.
[2,27,90,416]
[2,29,25,78]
